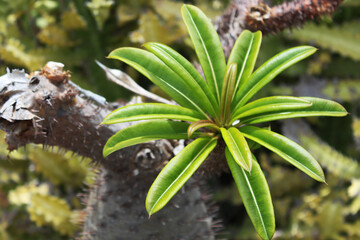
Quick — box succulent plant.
[102,5,347,239]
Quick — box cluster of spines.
[245,0,344,34]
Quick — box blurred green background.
[0,0,359,239]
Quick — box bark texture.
[215,0,343,58]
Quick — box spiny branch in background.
[216,0,344,58]
[282,119,360,181]
[245,0,344,34]
[215,0,260,58]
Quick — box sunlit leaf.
[103,120,201,157]
[232,46,317,111]
[102,103,204,124]
[228,30,262,97]
[220,127,252,172]
[146,137,217,215]
[108,48,209,118]
[240,97,347,124]
[240,126,325,182]
[231,96,312,123]
[144,42,218,117]
[181,4,226,102]
[226,149,275,240]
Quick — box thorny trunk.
[0,68,217,239]
[0,0,343,239]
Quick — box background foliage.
[0,0,359,239]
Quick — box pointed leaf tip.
[226,151,275,240]
[240,126,325,182]
[181,4,226,103]
[221,127,252,172]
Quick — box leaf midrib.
[242,132,323,180]
[149,138,214,214]
[235,103,311,120]
[242,110,346,123]
[105,114,201,124]
[110,136,166,150]
[228,131,249,170]
[184,7,220,102]
[233,34,254,98]
[121,57,210,120]
[241,167,269,240]
[154,45,217,116]
[233,51,308,111]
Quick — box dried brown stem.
[245,0,343,34]
[215,0,343,58]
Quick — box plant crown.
[102,4,347,239]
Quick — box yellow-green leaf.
[102,103,204,124]
[146,137,217,215]
[103,120,200,157]
[143,42,218,117]
[220,127,252,172]
[181,4,226,102]
[240,97,347,124]
[231,96,312,123]
[232,46,317,111]
[108,47,209,118]
[240,125,325,182]
[226,150,275,240]
[228,30,262,97]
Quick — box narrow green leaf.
[219,63,237,124]
[102,103,204,125]
[231,96,312,123]
[228,30,262,97]
[103,120,199,157]
[240,97,348,124]
[144,42,219,117]
[240,126,325,182]
[220,127,252,172]
[232,46,317,112]
[146,137,217,215]
[108,48,209,119]
[187,120,219,138]
[181,4,226,103]
[226,149,275,240]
